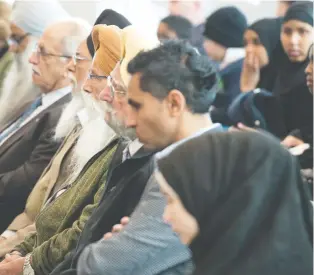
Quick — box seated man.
[0,18,91,233]
[0,24,133,275]
[0,0,69,128]
[0,19,92,256]
[0,10,130,256]
[75,40,222,275]
[50,26,159,275]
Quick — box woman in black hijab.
[277,2,313,168]
[156,131,313,275]
[241,17,285,92]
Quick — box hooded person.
[276,2,313,168]
[0,0,70,128]
[241,17,286,93]
[0,24,124,275]
[157,130,313,275]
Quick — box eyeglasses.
[8,33,30,46]
[32,43,72,59]
[73,54,92,65]
[87,73,107,81]
[107,75,127,98]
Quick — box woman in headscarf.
[241,17,285,92]
[277,2,313,167]
[156,130,313,275]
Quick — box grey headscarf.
[11,0,70,37]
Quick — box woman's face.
[244,29,269,68]
[155,171,199,245]
[281,20,314,62]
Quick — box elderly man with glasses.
[0,0,70,128]
[0,21,134,275]
[0,17,91,242]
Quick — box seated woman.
[156,130,313,275]
[240,17,284,93]
[276,2,313,168]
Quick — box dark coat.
[0,93,71,233]
[51,140,157,275]
[211,59,243,125]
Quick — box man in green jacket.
[0,24,125,275]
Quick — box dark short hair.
[127,40,220,114]
[160,15,193,40]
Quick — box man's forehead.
[110,63,123,85]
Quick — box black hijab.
[157,131,313,275]
[273,2,313,95]
[247,17,286,91]
[87,9,131,57]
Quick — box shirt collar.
[156,123,223,160]
[128,139,143,157]
[41,86,72,107]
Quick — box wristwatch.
[23,254,35,275]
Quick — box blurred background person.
[276,2,313,167]
[157,15,192,42]
[168,0,205,54]
[276,0,296,17]
[204,7,247,126]
[0,0,69,128]
[0,1,12,93]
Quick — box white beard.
[54,91,84,141]
[67,92,116,182]
[0,37,41,127]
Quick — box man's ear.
[166,89,186,117]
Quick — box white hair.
[60,18,91,57]
[0,37,41,127]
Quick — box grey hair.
[59,17,92,58]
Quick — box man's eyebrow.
[128,98,141,109]
[111,77,127,91]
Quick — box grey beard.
[82,92,137,141]
[0,37,41,127]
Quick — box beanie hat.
[87,9,131,57]
[283,1,313,26]
[91,25,123,77]
[204,6,247,48]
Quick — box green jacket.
[15,139,119,274]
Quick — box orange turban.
[92,24,123,76]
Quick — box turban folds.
[91,25,123,76]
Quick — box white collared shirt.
[123,139,143,162]
[0,86,72,147]
[21,86,72,126]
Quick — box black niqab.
[157,131,313,275]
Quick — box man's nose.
[28,51,38,65]
[99,85,113,103]
[124,106,136,128]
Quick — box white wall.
[57,0,278,30]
